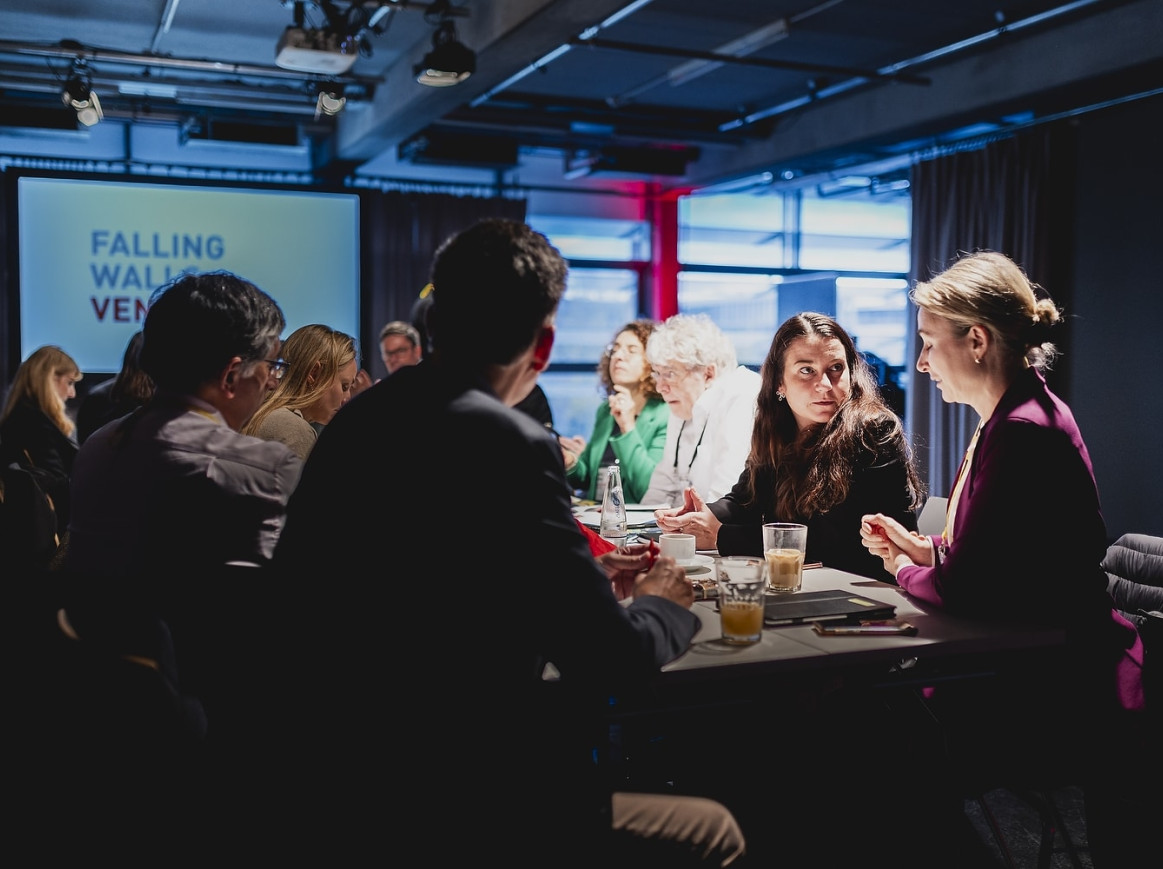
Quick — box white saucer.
[677,554,715,572]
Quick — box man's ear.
[220,357,244,396]
[531,324,555,373]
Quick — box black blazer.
[271,359,699,858]
[710,440,918,583]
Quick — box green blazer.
[567,396,669,502]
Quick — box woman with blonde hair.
[0,345,83,531]
[859,251,1143,863]
[243,324,358,460]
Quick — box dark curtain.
[0,174,14,391]
[906,124,1076,496]
[363,191,526,375]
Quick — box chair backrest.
[917,496,948,537]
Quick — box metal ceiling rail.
[0,39,382,84]
[721,0,1108,131]
[570,36,930,87]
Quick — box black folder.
[763,588,897,626]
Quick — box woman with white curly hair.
[640,313,760,508]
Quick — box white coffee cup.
[659,532,697,563]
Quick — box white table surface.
[660,564,1066,685]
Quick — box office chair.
[916,495,948,537]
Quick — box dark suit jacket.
[271,359,699,858]
[897,368,1143,713]
[708,425,918,583]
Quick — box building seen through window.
[529,180,911,443]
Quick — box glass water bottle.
[598,463,628,546]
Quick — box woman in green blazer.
[560,320,670,503]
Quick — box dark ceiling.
[0,0,1160,190]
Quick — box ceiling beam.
[683,0,1163,189]
[332,0,631,164]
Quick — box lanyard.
[942,419,984,548]
[673,418,709,476]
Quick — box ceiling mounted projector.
[276,26,359,75]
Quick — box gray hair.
[645,313,737,377]
[379,320,421,347]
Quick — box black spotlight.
[414,18,475,87]
[62,65,102,127]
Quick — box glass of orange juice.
[716,556,766,645]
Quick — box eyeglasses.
[384,346,415,358]
[261,358,289,381]
[650,366,690,385]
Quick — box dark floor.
[964,786,1093,868]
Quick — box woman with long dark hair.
[656,312,922,581]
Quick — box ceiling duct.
[0,104,85,132]
[399,130,518,169]
[181,117,302,147]
[564,145,699,179]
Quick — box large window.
[529,178,911,440]
[527,215,650,441]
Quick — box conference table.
[620,561,1068,716]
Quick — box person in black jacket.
[76,330,155,444]
[0,344,82,535]
[656,312,923,582]
[272,219,745,866]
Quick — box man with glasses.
[42,270,304,852]
[65,269,302,579]
[378,319,423,376]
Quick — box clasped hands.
[598,538,695,605]
[654,486,720,551]
[859,513,936,578]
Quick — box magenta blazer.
[898,368,1144,714]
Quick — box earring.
[974,356,981,365]
[776,392,785,402]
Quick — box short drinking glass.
[763,522,808,593]
[716,556,766,645]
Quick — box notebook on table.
[763,588,897,626]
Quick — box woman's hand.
[860,513,934,578]
[654,487,720,550]
[559,434,586,470]
[608,386,637,434]
[598,539,661,600]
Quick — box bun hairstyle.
[911,250,1061,371]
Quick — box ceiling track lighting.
[314,83,346,119]
[62,61,103,127]
[414,15,475,88]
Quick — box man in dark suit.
[272,219,744,865]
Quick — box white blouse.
[641,365,761,508]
